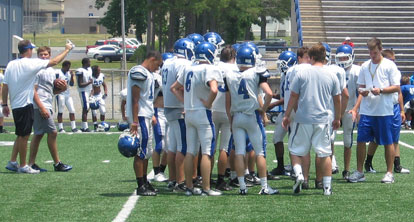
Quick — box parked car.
[257,38,287,52]
[96,48,135,63]
[85,40,105,53]
[266,98,284,123]
[106,39,138,49]
[87,45,121,59]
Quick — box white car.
[109,37,141,49]
[87,45,121,59]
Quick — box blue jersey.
[401,85,414,104]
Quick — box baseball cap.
[345,37,351,41]
[23,43,36,50]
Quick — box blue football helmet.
[203,32,225,47]
[162,52,174,61]
[322,42,331,64]
[117,121,130,131]
[118,133,140,158]
[236,46,255,67]
[276,51,297,73]
[195,42,217,64]
[232,43,241,52]
[173,38,195,60]
[89,97,100,110]
[335,44,354,69]
[186,33,205,46]
[97,122,110,132]
[241,42,260,58]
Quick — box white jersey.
[76,67,93,93]
[225,67,268,115]
[357,58,401,116]
[282,63,311,111]
[126,65,155,119]
[212,62,238,113]
[0,73,4,84]
[56,69,73,97]
[92,73,105,88]
[120,88,127,101]
[34,67,56,110]
[345,64,361,111]
[162,57,192,108]
[177,63,222,111]
[4,58,49,109]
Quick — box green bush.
[130,45,147,64]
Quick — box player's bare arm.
[77,73,92,88]
[341,88,349,118]
[282,91,299,130]
[333,94,341,130]
[47,43,73,68]
[1,83,9,117]
[33,86,50,119]
[130,85,141,135]
[201,80,218,109]
[170,81,184,103]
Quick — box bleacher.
[294,0,414,74]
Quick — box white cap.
[345,37,351,41]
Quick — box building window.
[89,13,93,17]
[89,26,97,33]
[52,12,57,23]
[13,9,15,22]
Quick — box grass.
[0,126,413,221]
[23,31,112,47]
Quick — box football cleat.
[117,133,140,158]
[394,165,410,174]
[270,167,290,176]
[364,162,376,173]
[31,163,47,172]
[154,172,168,182]
[173,183,187,193]
[245,173,260,185]
[201,189,222,196]
[5,161,19,172]
[58,128,66,133]
[342,170,350,180]
[347,171,366,183]
[167,181,177,191]
[229,178,240,187]
[259,186,279,195]
[381,172,395,184]
[323,186,332,196]
[332,166,339,174]
[315,180,323,189]
[136,185,157,196]
[185,187,202,196]
[239,188,247,195]
[54,162,72,172]
[293,174,304,194]
[215,180,233,191]
[145,182,159,193]
[302,180,309,190]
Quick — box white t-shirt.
[282,63,311,111]
[0,73,4,84]
[345,64,361,111]
[177,63,223,111]
[76,67,93,93]
[290,65,341,124]
[225,67,268,115]
[34,67,56,110]
[357,58,401,116]
[162,57,192,108]
[56,69,72,97]
[126,65,155,119]
[4,58,49,109]
[212,62,238,113]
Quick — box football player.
[76,58,93,132]
[56,61,78,133]
[90,65,108,131]
[162,38,194,192]
[282,43,341,196]
[127,50,162,196]
[401,76,414,129]
[171,42,223,196]
[0,71,7,133]
[334,44,361,179]
[225,45,279,195]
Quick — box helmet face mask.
[335,44,354,68]
[322,42,332,65]
[195,42,217,64]
[276,51,297,74]
[89,97,100,110]
[174,38,195,61]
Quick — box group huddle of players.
[117,32,414,197]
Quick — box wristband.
[2,104,7,107]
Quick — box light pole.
[121,0,127,71]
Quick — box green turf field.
[0,126,413,221]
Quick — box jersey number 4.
[238,79,249,99]
[185,71,194,92]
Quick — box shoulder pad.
[256,67,270,78]
[129,66,148,81]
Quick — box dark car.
[257,38,287,52]
[97,49,135,63]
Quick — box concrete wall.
[0,0,23,68]
[64,0,108,34]
[64,17,107,34]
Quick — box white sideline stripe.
[112,192,139,222]
[399,141,414,150]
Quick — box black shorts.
[12,104,34,137]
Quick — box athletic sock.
[331,155,337,168]
[238,176,246,190]
[70,121,76,129]
[394,156,401,168]
[245,168,249,175]
[293,164,303,178]
[137,177,144,187]
[276,156,284,169]
[217,174,225,184]
[366,154,374,164]
[143,174,148,184]
[159,164,166,173]
[260,177,268,190]
[154,167,160,175]
[323,176,332,189]
[58,123,63,130]
[230,171,237,180]
[82,122,88,129]
[93,122,98,130]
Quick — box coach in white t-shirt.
[348,38,401,184]
[2,40,73,174]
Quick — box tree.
[258,0,290,40]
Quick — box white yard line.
[112,192,140,222]
[399,141,414,150]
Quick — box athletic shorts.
[357,115,393,146]
[342,111,355,148]
[12,104,34,137]
[232,111,266,156]
[273,112,287,143]
[137,116,153,159]
[392,104,401,143]
[33,109,57,135]
[288,122,332,158]
[79,91,90,110]
[185,109,215,156]
[212,111,231,151]
[57,94,75,114]
[153,108,168,154]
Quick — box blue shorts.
[392,104,401,143]
[357,115,394,145]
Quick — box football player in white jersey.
[127,50,162,196]
[212,45,238,191]
[76,58,93,132]
[348,38,401,184]
[0,71,7,133]
[162,38,194,192]
[225,46,279,195]
[90,65,108,131]
[283,43,341,195]
[56,61,78,133]
[171,42,223,196]
[362,49,409,175]
[334,44,361,179]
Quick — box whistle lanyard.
[369,58,382,82]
